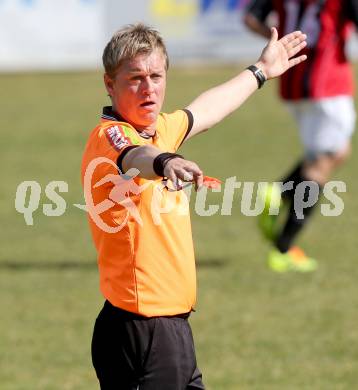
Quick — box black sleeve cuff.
[153,152,184,177]
[178,109,194,148]
[117,145,140,173]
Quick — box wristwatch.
[247,65,267,89]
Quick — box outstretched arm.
[185,28,307,139]
[122,145,204,190]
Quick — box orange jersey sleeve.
[82,121,142,183]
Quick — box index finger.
[193,171,204,191]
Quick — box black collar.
[101,106,126,122]
[101,106,156,139]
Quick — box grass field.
[1,66,358,390]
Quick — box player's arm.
[244,0,273,39]
[345,0,358,28]
[185,28,307,138]
[121,145,204,189]
[244,13,271,39]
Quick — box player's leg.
[275,158,321,253]
[259,101,319,270]
[269,96,355,271]
[302,143,351,185]
[257,102,308,244]
[267,161,320,272]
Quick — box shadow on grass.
[0,260,96,271]
[0,258,227,271]
[196,258,228,268]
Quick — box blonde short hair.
[102,23,169,78]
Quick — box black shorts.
[91,300,205,390]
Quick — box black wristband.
[247,65,266,89]
[153,152,184,177]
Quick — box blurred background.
[1,0,358,389]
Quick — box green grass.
[1,66,358,389]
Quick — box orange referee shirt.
[81,107,196,317]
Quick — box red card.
[202,175,222,189]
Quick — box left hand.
[255,28,307,80]
[164,157,204,191]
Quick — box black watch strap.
[247,65,266,89]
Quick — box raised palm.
[256,28,307,80]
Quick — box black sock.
[275,163,321,253]
[280,161,304,202]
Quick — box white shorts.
[286,96,356,158]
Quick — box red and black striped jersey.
[247,0,358,100]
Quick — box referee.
[81,23,307,389]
